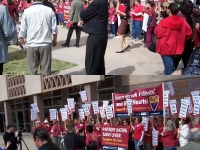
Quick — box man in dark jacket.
[3,125,19,150]
[43,0,55,12]
[64,122,85,150]
[78,0,108,75]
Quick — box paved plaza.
[12,25,183,75]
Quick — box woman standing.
[133,117,144,150]
[116,0,130,53]
[5,0,19,45]
[51,120,60,147]
[130,0,143,41]
[162,120,178,150]
[154,3,192,75]
[178,118,190,147]
[58,0,64,27]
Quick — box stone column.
[114,75,123,93]
[4,101,13,126]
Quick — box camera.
[18,130,22,137]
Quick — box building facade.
[0,75,199,133]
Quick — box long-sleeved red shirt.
[5,4,19,19]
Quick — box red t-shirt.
[5,4,19,19]
[196,124,200,129]
[162,130,178,147]
[156,125,164,143]
[144,127,152,143]
[93,124,101,136]
[76,123,84,131]
[51,125,60,137]
[43,124,52,134]
[126,125,132,141]
[34,125,43,131]
[86,133,99,150]
[134,124,144,140]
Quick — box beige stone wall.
[0,75,8,101]
[25,75,42,96]
[71,75,104,86]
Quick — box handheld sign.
[142,117,149,131]
[105,105,114,119]
[103,101,109,110]
[30,109,37,121]
[49,109,57,121]
[78,109,85,120]
[99,106,106,118]
[126,99,133,115]
[163,91,169,108]
[31,103,39,113]
[60,108,68,121]
[193,96,200,115]
[179,100,189,119]
[169,100,177,114]
[91,101,99,114]
[167,82,175,96]
[82,104,90,116]
[79,91,88,102]
[67,98,75,110]
[152,127,158,147]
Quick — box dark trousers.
[66,22,82,46]
[0,63,3,75]
[56,14,59,25]
[174,39,194,69]
[156,142,164,150]
[85,34,108,75]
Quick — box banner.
[79,90,88,102]
[30,109,37,121]
[163,91,169,108]
[101,125,129,149]
[82,104,90,116]
[113,84,163,117]
[60,108,68,121]
[62,2,71,20]
[142,117,149,131]
[126,99,133,115]
[105,105,114,119]
[31,103,39,112]
[91,101,99,114]
[78,109,85,120]
[169,100,177,115]
[100,106,106,118]
[67,98,75,110]
[152,127,158,147]
[49,109,57,121]
[167,82,175,96]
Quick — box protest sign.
[103,101,109,110]
[105,105,114,119]
[142,13,149,32]
[126,99,133,115]
[64,105,71,114]
[78,109,85,120]
[91,101,99,114]
[169,100,177,114]
[142,117,149,131]
[82,104,90,116]
[30,109,37,121]
[99,106,106,118]
[193,96,200,115]
[31,103,39,112]
[101,125,129,149]
[67,98,75,110]
[79,90,88,102]
[113,84,163,117]
[165,107,171,118]
[179,100,189,119]
[152,127,158,147]
[163,91,169,108]
[184,97,193,114]
[167,82,175,96]
[60,108,68,121]
[49,109,57,121]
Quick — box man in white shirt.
[19,0,58,75]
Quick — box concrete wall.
[71,75,104,86]
[0,76,8,101]
[25,75,42,96]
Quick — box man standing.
[61,0,83,47]
[79,0,108,75]
[19,0,58,75]
[0,4,15,75]
[3,125,19,150]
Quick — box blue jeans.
[161,55,176,75]
[165,147,176,150]
[132,20,142,39]
[58,13,63,23]
[110,24,116,35]
[134,140,140,150]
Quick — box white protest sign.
[142,117,149,131]
[103,101,109,110]
[126,99,133,115]
[49,109,57,121]
[85,103,91,111]
[179,101,189,119]
[152,127,158,147]
[79,91,88,102]
[163,91,169,108]
[167,82,175,96]
[31,103,39,112]
[64,105,71,114]
[184,97,193,114]
[60,108,68,121]
[142,13,149,32]
[165,107,171,118]
[78,109,85,120]
[99,106,106,118]
[169,100,177,114]
[105,105,114,119]
[193,96,200,115]
[67,98,75,110]
[82,104,90,116]
[91,101,99,114]
[30,109,37,121]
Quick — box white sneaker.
[57,25,60,27]
[108,33,113,37]
[115,36,119,39]
[61,25,64,28]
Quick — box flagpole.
[162,83,166,125]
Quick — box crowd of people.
[1,0,200,75]
[2,116,200,150]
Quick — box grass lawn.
[3,47,77,75]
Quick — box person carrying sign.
[86,125,99,150]
[51,120,60,147]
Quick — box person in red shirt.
[155,117,164,150]
[123,119,133,150]
[51,120,60,147]
[133,117,144,150]
[144,120,153,150]
[195,118,200,129]
[58,0,64,27]
[162,120,178,150]
[4,0,19,45]
[43,120,51,134]
[93,119,101,136]
[33,121,43,132]
[154,3,192,75]
[86,125,99,150]
[83,0,88,10]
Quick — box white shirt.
[179,124,189,147]
[19,2,58,47]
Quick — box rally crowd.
[3,115,200,150]
[1,0,200,75]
